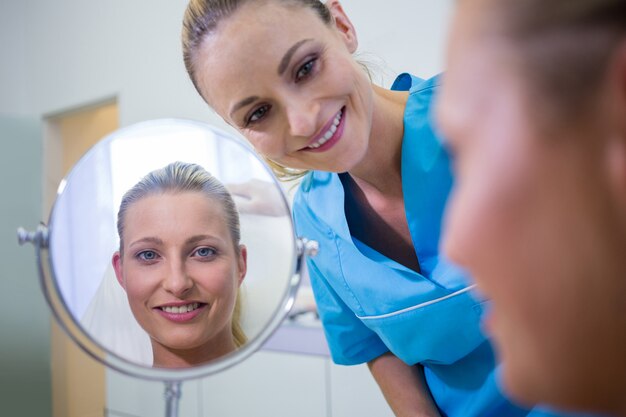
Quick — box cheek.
[122,266,153,302]
[443,134,546,326]
[245,130,284,159]
[319,53,370,107]
[442,184,478,267]
[345,64,373,115]
[193,263,238,298]
[443,157,515,270]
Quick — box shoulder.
[292,170,339,234]
[294,171,331,211]
[392,73,442,122]
[391,73,442,94]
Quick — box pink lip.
[303,107,345,153]
[154,302,207,323]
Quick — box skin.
[191,1,439,414]
[438,1,626,414]
[112,192,247,368]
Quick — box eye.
[246,104,271,126]
[193,247,217,259]
[136,250,159,262]
[295,57,317,82]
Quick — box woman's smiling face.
[193,1,374,173]
[112,191,246,364]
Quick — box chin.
[500,356,587,415]
[498,361,544,408]
[495,335,548,407]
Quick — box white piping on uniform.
[357,284,478,320]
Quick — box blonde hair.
[116,161,247,347]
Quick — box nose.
[286,99,320,138]
[162,259,193,297]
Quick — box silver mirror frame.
[17,119,318,382]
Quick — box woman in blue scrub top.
[292,73,509,416]
[180,1,599,416]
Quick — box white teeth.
[162,303,199,314]
[309,110,343,149]
[333,112,341,126]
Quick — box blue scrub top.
[292,74,598,417]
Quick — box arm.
[368,352,441,417]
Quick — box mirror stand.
[164,381,182,417]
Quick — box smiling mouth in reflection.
[155,302,208,323]
[159,302,205,314]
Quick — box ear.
[237,245,248,286]
[112,251,126,289]
[325,0,358,53]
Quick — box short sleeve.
[306,257,389,365]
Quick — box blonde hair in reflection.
[116,161,247,347]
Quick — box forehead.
[193,1,331,112]
[124,192,228,236]
[440,3,519,106]
[446,0,504,67]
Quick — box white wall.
[0,2,29,115]
[1,0,453,125]
[0,117,49,416]
[8,0,218,126]
[345,0,453,85]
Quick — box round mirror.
[31,118,310,381]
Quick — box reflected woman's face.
[112,191,246,366]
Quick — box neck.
[348,84,408,196]
[151,332,237,368]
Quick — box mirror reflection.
[49,119,296,369]
[111,162,248,368]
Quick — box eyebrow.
[128,235,223,250]
[128,236,164,249]
[230,95,260,119]
[185,235,221,245]
[228,39,313,120]
[277,38,312,75]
